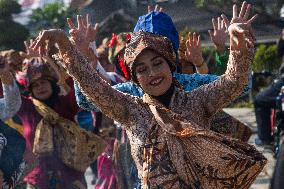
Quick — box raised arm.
[0,58,21,120]
[182,2,257,120]
[184,32,209,74]
[33,30,149,127]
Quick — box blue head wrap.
[134,11,179,52]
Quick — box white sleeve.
[0,80,22,120]
[89,41,111,81]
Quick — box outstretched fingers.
[217,17,222,30]
[86,14,91,27]
[24,41,29,50]
[77,15,84,30]
[233,4,238,18]
[186,32,192,47]
[212,18,217,31]
[197,34,201,47]
[94,23,99,32]
[154,4,160,12]
[193,32,197,46]
[239,1,247,18]
[221,14,230,29]
[247,14,258,25]
[243,3,251,20]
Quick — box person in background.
[208,17,230,75]
[179,33,209,74]
[0,55,26,189]
[14,56,97,189]
[254,29,284,145]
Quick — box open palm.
[67,14,99,54]
[185,32,204,66]
[221,1,257,50]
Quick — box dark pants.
[254,78,284,141]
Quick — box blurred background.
[2,1,284,188]
[2,0,284,97]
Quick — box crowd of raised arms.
[1,1,277,189]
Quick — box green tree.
[0,0,29,50]
[252,44,281,73]
[29,2,77,37]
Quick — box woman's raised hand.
[32,29,70,58]
[20,39,44,59]
[221,1,257,51]
[185,32,204,67]
[209,17,228,54]
[148,4,164,13]
[67,14,99,54]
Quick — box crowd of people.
[1,1,279,188]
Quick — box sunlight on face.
[134,49,173,96]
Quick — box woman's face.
[31,79,53,101]
[134,49,172,96]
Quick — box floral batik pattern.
[56,38,266,189]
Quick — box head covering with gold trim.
[17,57,58,88]
[124,31,176,79]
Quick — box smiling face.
[133,49,173,96]
[31,79,53,101]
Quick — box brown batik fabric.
[143,98,266,189]
[211,111,252,142]
[32,98,106,172]
[56,34,266,188]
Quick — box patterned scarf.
[32,98,106,172]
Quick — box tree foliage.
[0,0,29,50]
[29,2,77,37]
[0,0,21,18]
[253,44,281,73]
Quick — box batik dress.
[56,43,266,189]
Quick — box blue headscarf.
[133,11,181,72]
[134,11,179,52]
